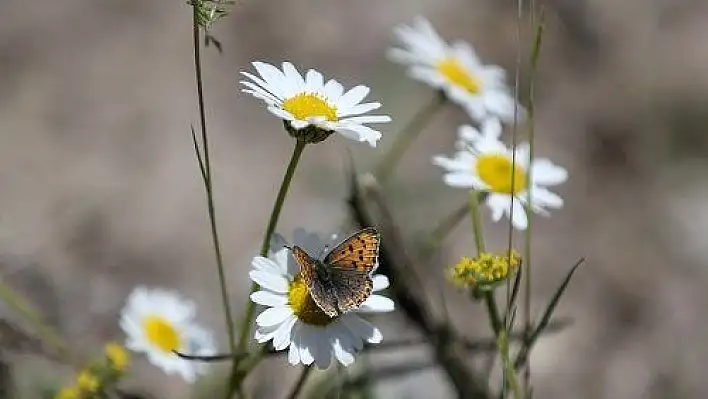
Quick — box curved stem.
[191,4,236,365]
[469,190,503,336]
[374,93,446,183]
[287,365,314,399]
[237,139,306,351]
[227,140,307,396]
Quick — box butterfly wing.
[324,227,380,274]
[290,246,339,318]
[327,267,374,313]
[323,227,380,313]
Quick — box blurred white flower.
[250,229,394,369]
[433,130,567,230]
[241,61,391,146]
[120,287,216,383]
[388,16,522,123]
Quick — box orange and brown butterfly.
[289,227,380,318]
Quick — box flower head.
[250,229,394,369]
[388,17,521,122]
[433,126,567,230]
[119,287,216,383]
[105,342,129,373]
[241,62,391,146]
[76,369,100,393]
[449,252,521,292]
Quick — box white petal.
[323,79,344,100]
[251,256,282,275]
[337,85,370,109]
[486,193,510,222]
[282,62,305,92]
[340,316,382,344]
[481,118,502,140]
[298,325,315,365]
[358,295,395,313]
[337,102,382,118]
[250,291,288,307]
[510,199,528,230]
[312,332,332,369]
[532,187,564,209]
[443,173,481,188]
[531,159,568,186]
[336,124,382,147]
[249,270,289,293]
[255,306,293,327]
[339,115,392,124]
[266,106,296,122]
[272,315,297,350]
[288,323,302,365]
[372,275,389,291]
[305,69,324,91]
[252,62,288,98]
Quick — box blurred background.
[2,0,708,397]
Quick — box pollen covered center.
[436,57,481,94]
[288,276,334,326]
[282,93,338,122]
[142,315,181,353]
[476,154,527,194]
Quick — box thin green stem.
[0,278,73,364]
[287,365,314,399]
[227,140,307,396]
[468,191,503,336]
[237,139,306,351]
[191,4,236,366]
[522,10,545,395]
[374,93,446,183]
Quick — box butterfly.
[289,227,380,318]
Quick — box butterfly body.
[290,227,380,318]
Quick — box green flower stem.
[190,4,236,366]
[469,190,502,336]
[286,365,314,399]
[237,139,307,351]
[374,93,446,183]
[227,140,307,397]
[0,277,73,364]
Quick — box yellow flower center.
[449,251,521,289]
[282,93,338,122]
[288,275,335,326]
[77,370,100,393]
[142,315,181,353]
[105,342,129,372]
[476,154,527,194]
[436,57,482,94]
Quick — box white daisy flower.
[119,287,217,383]
[433,129,567,230]
[388,16,522,123]
[240,62,392,147]
[250,229,394,369]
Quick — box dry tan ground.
[2,0,708,398]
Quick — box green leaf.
[530,258,585,343]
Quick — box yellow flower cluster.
[54,342,130,399]
[448,251,521,290]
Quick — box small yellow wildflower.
[449,251,521,290]
[76,369,100,393]
[55,385,81,399]
[105,342,129,372]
